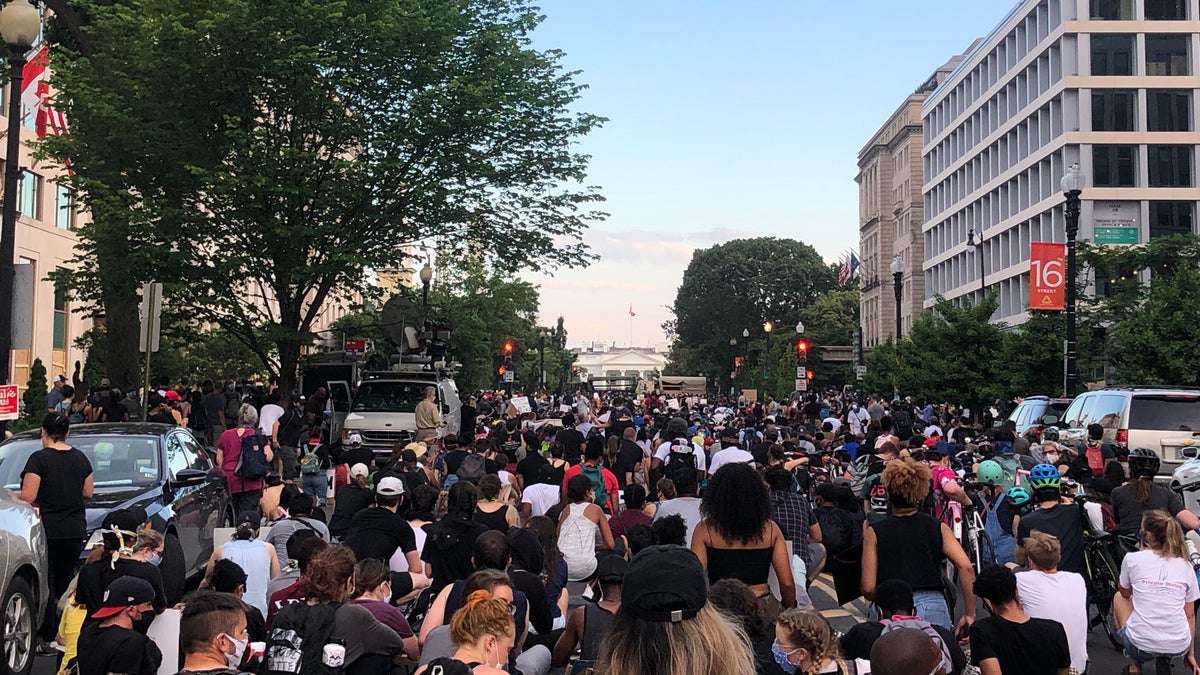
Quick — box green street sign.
[1094,226,1138,245]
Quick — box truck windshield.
[352,381,427,413]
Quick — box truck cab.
[339,366,462,457]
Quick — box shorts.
[279,445,299,480]
[806,542,826,572]
[1119,626,1189,664]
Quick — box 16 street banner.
[1029,242,1066,310]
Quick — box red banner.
[1029,242,1066,310]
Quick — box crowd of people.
[15,381,1200,674]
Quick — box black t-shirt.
[508,567,553,635]
[339,446,375,469]
[422,516,489,593]
[101,399,127,423]
[1111,482,1185,534]
[750,441,773,466]
[1018,504,1086,575]
[840,621,966,674]
[328,485,374,538]
[556,429,585,465]
[21,446,92,539]
[516,452,549,487]
[344,507,417,563]
[613,440,644,488]
[201,393,226,425]
[77,623,162,675]
[276,409,306,447]
[77,558,168,634]
[969,615,1069,674]
[440,449,469,477]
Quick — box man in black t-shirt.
[77,576,162,675]
[1016,476,1086,575]
[613,426,644,489]
[969,565,1069,675]
[556,413,586,466]
[344,478,420,570]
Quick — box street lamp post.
[0,1,40,386]
[419,261,433,315]
[537,328,547,392]
[1061,162,1085,397]
[966,229,986,300]
[889,255,905,339]
[762,321,773,383]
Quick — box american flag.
[838,251,860,286]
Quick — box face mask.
[487,637,506,670]
[148,553,162,567]
[222,633,247,669]
[771,641,802,674]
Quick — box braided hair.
[775,609,846,675]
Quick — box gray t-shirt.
[264,517,330,562]
[1111,483,1186,535]
[653,497,704,547]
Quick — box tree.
[41,0,605,393]
[19,358,47,431]
[1107,262,1200,386]
[998,311,1068,397]
[667,238,836,389]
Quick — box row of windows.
[1092,33,1191,76]
[1092,0,1189,21]
[8,165,75,230]
[926,0,1063,140]
[1093,88,1192,131]
[1093,144,1195,186]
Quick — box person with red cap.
[75,576,162,675]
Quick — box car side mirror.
[171,468,208,487]
[1184,446,1198,459]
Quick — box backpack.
[265,601,343,675]
[984,491,1014,565]
[456,454,487,483]
[234,430,272,481]
[892,410,914,441]
[579,463,609,512]
[664,439,698,485]
[815,505,853,556]
[995,455,1021,493]
[879,616,953,675]
[393,462,431,497]
[299,442,322,475]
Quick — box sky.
[523,0,1015,348]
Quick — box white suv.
[1059,387,1200,475]
[341,371,462,457]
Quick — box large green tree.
[666,238,836,388]
[40,0,604,392]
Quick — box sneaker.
[34,640,59,657]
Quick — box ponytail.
[1142,509,1189,560]
[1133,475,1154,506]
[449,589,515,647]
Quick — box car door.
[177,430,224,569]
[164,430,214,572]
[328,380,351,445]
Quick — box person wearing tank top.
[206,514,280,617]
[557,475,615,581]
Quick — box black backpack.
[235,430,273,481]
[892,410,914,441]
[397,463,431,496]
[266,601,342,675]
[664,439,698,485]
[815,505,853,556]
[456,454,487,483]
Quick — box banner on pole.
[1029,242,1066,311]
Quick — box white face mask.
[221,633,247,669]
[487,637,506,669]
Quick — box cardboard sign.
[0,385,16,420]
[511,396,532,414]
[666,398,680,410]
[146,608,182,675]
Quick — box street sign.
[139,282,163,353]
[344,340,365,357]
[794,378,807,392]
[796,366,805,379]
[855,365,867,375]
[502,371,514,383]
[856,373,864,381]
[0,384,17,420]
[1094,226,1139,245]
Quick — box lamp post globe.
[0,1,40,49]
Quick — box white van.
[339,368,462,457]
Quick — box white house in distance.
[571,343,669,380]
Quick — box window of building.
[1148,145,1192,186]
[1146,34,1189,75]
[54,184,73,230]
[1144,0,1187,19]
[1092,89,1137,130]
[1093,145,1138,186]
[1147,89,1192,130]
[17,171,40,220]
[53,270,67,351]
[1091,0,1135,18]
[1091,34,1135,75]
[1149,201,1194,237]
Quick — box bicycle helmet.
[976,439,995,459]
[1128,447,1161,479]
[1041,426,1060,442]
[976,459,1004,486]
[1028,463,1061,490]
[1006,485,1035,516]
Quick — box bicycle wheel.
[1087,545,1122,650]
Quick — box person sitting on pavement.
[423,480,491,594]
[870,627,950,675]
[608,484,654,539]
[207,559,267,644]
[765,465,824,582]
[344,476,423,593]
[1014,531,1088,673]
[968,565,1070,675]
[551,555,626,671]
[174,590,253,675]
[75,576,162,675]
[328,463,374,540]
[557,474,615,581]
[207,510,280,618]
[839,578,965,674]
[75,509,167,635]
[773,608,850,675]
[350,558,420,661]
[707,578,779,675]
[416,590,514,675]
[262,492,330,564]
[266,536,328,629]
[1112,448,1200,538]
[652,466,703,547]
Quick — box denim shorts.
[1119,626,1189,664]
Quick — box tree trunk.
[276,338,300,397]
[103,278,141,390]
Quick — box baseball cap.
[53,374,66,383]
[165,390,182,402]
[621,545,707,623]
[349,463,370,479]
[376,476,405,496]
[596,555,628,583]
[348,433,363,446]
[91,576,155,619]
[236,510,261,527]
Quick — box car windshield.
[1129,395,1200,431]
[0,435,161,490]
[351,381,427,413]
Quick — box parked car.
[0,423,233,604]
[1007,395,1073,436]
[0,486,48,675]
[1058,387,1200,475]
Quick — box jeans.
[279,446,299,480]
[1120,626,1190,664]
[912,589,954,631]
[301,472,327,506]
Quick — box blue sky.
[524,0,1013,347]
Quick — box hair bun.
[465,589,492,607]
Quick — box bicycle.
[1073,494,1123,650]
[942,481,996,573]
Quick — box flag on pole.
[848,251,860,281]
[20,44,68,139]
[628,305,636,317]
[837,253,850,286]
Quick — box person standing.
[19,413,94,645]
[218,404,275,514]
[415,386,444,443]
[202,382,228,447]
[271,396,305,483]
[46,374,67,413]
[75,576,162,675]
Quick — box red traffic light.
[503,341,514,355]
[806,370,815,380]
[797,340,809,354]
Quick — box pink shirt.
[220,426,265,494]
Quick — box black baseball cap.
[595,555,628,583]
[621,545,707,623]
[92,576,155,619]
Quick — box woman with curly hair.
[772,608,849,675]
[861,458,976,633]
[691,463,795,621]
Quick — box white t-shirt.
[708,447,754,475]
[1016,570,1089,672]
[923,424,944,438]
[654,439,707,472]
[522,483,560,518]
[653,497,703,547]
[259,403,285,436]
[1120,549,1200,655]
[821,417,842,434]
[847,408,870,435]
[391,519,430,573]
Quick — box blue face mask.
[771,641,801,674]
[148,553,162,567]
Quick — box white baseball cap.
[376,476,405,496]
[349,463,370,479]
[348,433,363,446]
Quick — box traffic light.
[503,341,514,356]
[806,370,815,380]
[796,340,809,363]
